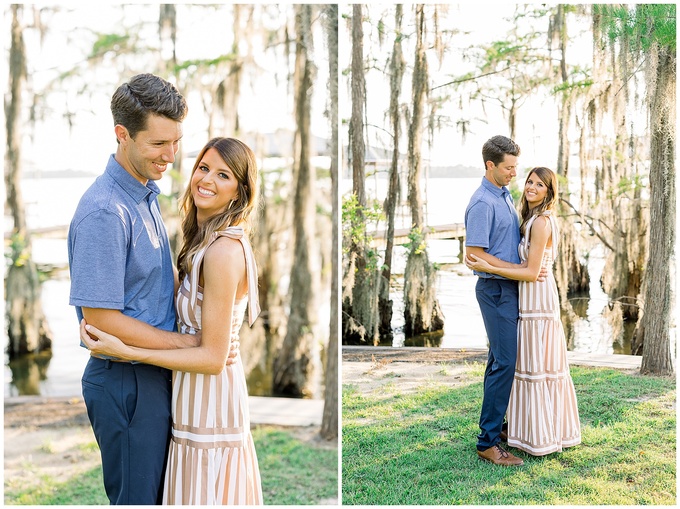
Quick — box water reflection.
[7,352,52,395]
[5,278,325,398]
[382,240,644,355]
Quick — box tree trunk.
[273,5,318,397]
[552,5,589,307]
[320,4,338,440]
[342,4,380,345]
[5,5,52,358]
[217,3,244,137]
[241,159,289,389]
[635,45,675,375]
[403,4,444,337]
[378,4,405,341]
[158,3,185,258]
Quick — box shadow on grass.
[342,366,675,505]
[253,427,339,505]
[5,427,338,506]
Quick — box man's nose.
[161,146,175,163]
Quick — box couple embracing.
[464,135,582,466]
[68,74,262,504]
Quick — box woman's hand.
[465,253,494,274]
[80,319,132,360]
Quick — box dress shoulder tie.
[189,226,261,326]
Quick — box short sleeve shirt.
[68,154,177,336]
[464,177,521,279]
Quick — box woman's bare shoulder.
[203,236,246,270]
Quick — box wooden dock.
[371,223,466,260]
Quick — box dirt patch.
[343,360,478,395]
[4,397,338,504]
[343,347,488,364]
[5,397,90,429]
[4,399,100,498]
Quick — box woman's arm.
[81,308,200,349]
[82,238,246,375]
[465,216,551,282]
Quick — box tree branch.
[559,197,615,251]
[430,66,512,91]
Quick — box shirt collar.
[481,176,509,198]
[105,154,160,203]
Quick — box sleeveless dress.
[506,212,581,456]
[162,227,263,505]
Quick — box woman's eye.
[219,172,229,179]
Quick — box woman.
[81,137,263,504]
[466,166,581,456]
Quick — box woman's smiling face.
[191,147,239,224]
[523,171,548,207]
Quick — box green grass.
[342,364,676,505]
[255,427,338,505]
[6,467,108,505]
[4,426,338,505]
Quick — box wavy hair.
[519,166,558,237]
[177,137,259,283]
[482,135,521,168]
[110,73,187,142]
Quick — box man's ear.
[114,124,130,145]
[485,160,495,172]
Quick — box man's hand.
[537,265,549,282]
[176,330,201,348]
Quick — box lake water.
[344,177,676,355]
[5,175,329,398]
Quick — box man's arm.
[465,246,522,269]
[82,308,199,349]
[465,246,548,281]
[466,216,551,282]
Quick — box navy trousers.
[475,278,519,451]
[82,356,172,505]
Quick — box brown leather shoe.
[499,423,508,442]
[477,444,524,466]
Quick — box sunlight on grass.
[5,426,338,506]
[342,365,675,505]
[39,440,56,454]
[76,441,100,453]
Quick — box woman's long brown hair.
[177,137,259,284]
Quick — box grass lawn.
[342,363,676,505]
[4,425,338,505]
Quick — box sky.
[5,3,330,175]
[340,3,595,171]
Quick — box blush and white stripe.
[162,229,263,505]
[506,212,582,456]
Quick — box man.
[68,74,192,504]
[464,135,524,467]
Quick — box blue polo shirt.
[68,154,177,343]
[464,177,521,279]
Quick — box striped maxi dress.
[506,211,581,456]
[163,227,263,505]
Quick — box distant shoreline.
[22,169,98,179]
